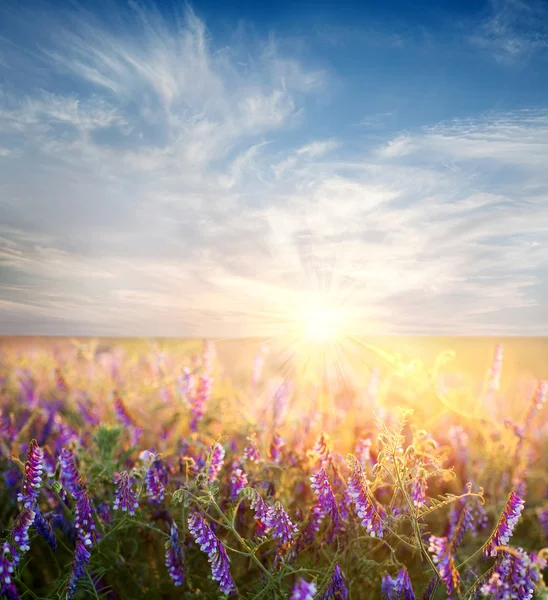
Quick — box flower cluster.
[479,549,545,599]
[346,454,385,538]
[310,467,340,535]
[291,578,317,599]
[188,511,235,595]
[165,521,185,586]
[483,492,524,558]
[16,440,44,509]
[113,471,139,516]
[381,568,416,600]
[243,433,260,463]
[320,564,349,600]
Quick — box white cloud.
[0,4,547,336]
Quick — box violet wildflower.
[299,504,324,546]
[177,366,194,405]
[291,578,317,599]
[12,506,36,558]
[113,471,139,516]
[356,438,373,468]
[140,450,165,504]
[479,548,542,599]
[243,433,260,463]
[483,491,524,558]
[0,542,19,600]
[59,448,81,498]
[538,508,548,536]
[381,568,416,600]
[66,539,91,600]
[229,465,248,501]
[17,439,43,509]
[310,468,340,533]
[320,564,349,600]
[190,374,212,432]
[207,443,225,483]
[33,508,57,553]
[346,454,386,538]
[410,468,428,508]
[165,521,185,586]
[74,486,98,547]
[428,535,460,594]
[188,511,235,595]
[269,433,284,464]
[249,491,271,533]
[113,393,142,444]
[265,501,298,545]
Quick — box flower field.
[1,336,548,599]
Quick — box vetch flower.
[483,492,524,558]
[190,374,212,431]
[33,508,57,553]
[74,486,98,547]
[59,448,81,498]
[188,511,235,595]
[1,542,19,600]
[243,433,260,463]
[346,454,386,538]
[265,501,298,545]
[113,471,139,516]
[140,451,165,504]
[479,548,541,599]
[381,568,416,600]
[66,539,91,600]
[310,468,340,534]
[16,439,43,509]
[207,443,225,484]
[291,578,317,599]
[269,434,284,464]
[12,506,36,559]
[229,465,248,501]
[165,521,185,586]
[320,564,349,600]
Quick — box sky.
[1,0,548,338]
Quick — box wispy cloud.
[0,2,547,336]
[469,0,548,63]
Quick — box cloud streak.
[0,1,547,336]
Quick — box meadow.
[1,335,548,599]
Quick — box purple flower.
[249,492,271,534]
[66,539,91,600]
[190,375,212,432]
[538,508,548,536]
[291,578,317,599]
[269,434,284,464]
[113,471,139,516]
[59,448,81,498]
[346,454,386,538]
[207,443,225,484]
[479,549,541,600]
[229,466,248,501]
[428,535,459,594]
[381,568,416,600]
[320,564,349,600]
[243,433,260,463]
[532,380,548,410]
[299,504,324,546]
[140,451,165,504]
[74,487,98,547]
[188,511,235,595]
[114,394,142,445]
[0,542,19,600]
[12,506,36,558]
[265,501,298,545]
[310,468,340,535]
[33,508,57,553]
[17,439,44,509]
[165,521,185,586]
[410,469,428,508]
[483,492,524,559]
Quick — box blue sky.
[1,0,548,337]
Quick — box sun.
[302,310,339,344]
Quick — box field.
[1,335,548,599]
